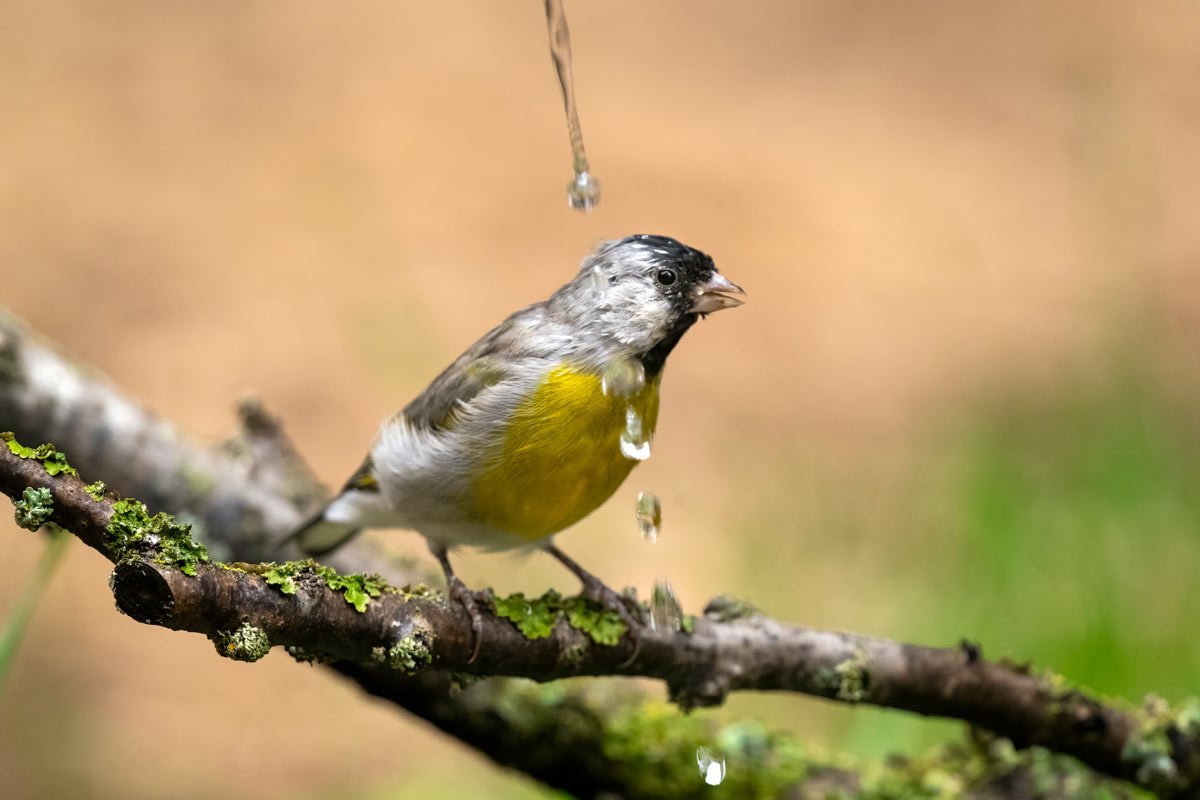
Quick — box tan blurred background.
[3,1,1200,797]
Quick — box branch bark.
[2,308,1193,798]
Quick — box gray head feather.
[548,235,720,359]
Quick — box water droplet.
[636,491,661,542]
[602,359,646,398]
[696,747,726,786]
[619,406,651,461]
[649,580,682,632]
[567,171,601,211]
[590,263,607,295]
[620,437,650,461]
[544,0,600,212]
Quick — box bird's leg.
[545,544,642,630]
[428,541,483,664]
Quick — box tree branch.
[0,309,416,580]
[2,308,1194,798]
[3,443,1196,796]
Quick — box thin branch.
[2,308,1193,798]
[0,309,415,578]
[2,444,1194,797]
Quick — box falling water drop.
[696,747,727,786]
[649,580,683,632]
[636,491,662,542]
[544,0,600,211]
[619,406,651,461]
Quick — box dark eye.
[656,268,677,286]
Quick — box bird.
[292,234,744,657]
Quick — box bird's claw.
[445,574,485,664]
[578,577,642,629]
[575,576,644,667]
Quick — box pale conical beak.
[690,271,746,314]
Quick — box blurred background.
[2,1,1199,797]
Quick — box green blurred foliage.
[816,363,1199,760]
[946,370,1199,702]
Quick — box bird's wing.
[292,304,555,556]
[401,302,550,432]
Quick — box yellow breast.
[472,363,661,540]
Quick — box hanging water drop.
[566,171,600,212]
[602,358,646,398]
[544,0,600,211]
[696,747,726,786]
[649,580,682,632]
[590,263,607,295]
[636,491,662,542]
[620,406,651,461]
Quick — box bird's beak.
[690,271,746,314]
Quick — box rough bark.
[2,309,1192,798]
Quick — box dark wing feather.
[339,455,379,493]
[401,302,548,431]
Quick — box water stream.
[544,0,600,210]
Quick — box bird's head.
[555,235,744,371]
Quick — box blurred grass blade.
[0,528,71,688]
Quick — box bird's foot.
[428,541,486,663]
[578,576,643,667]
[545,545,643,663]
[576,574,643,632]
[445,574,485,664]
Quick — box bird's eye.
[656,268,677,286]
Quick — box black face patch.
[639,322,692,377]
[621,234,716,314]
[620,235,718,375]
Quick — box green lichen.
[261,561,304,595]
[865,735,1138,800]
[1119,695,1198,794]
[384,635,433,674]
[84,480,107,502]
[158,534,210,577]
[105,498,209,576]
[594,695,812,798]
[1038,669,1075,696]
[400,582,439,600]
[833,648,872,704]
[12,486,53,530]
[209,622,271,662]
[370,637,433,673]
[494,591,561,639]
[477,679,1137,799]
[493,590,628,645]
[254,559,391,612]
[703,594,761,623]
[311,563,388,612]
[42,451,74,476]
[557,640,588,671]
[1,432,77,476]
[563,597,626,646]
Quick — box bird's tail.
[287,456,385,556]
[290,505,363,556]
